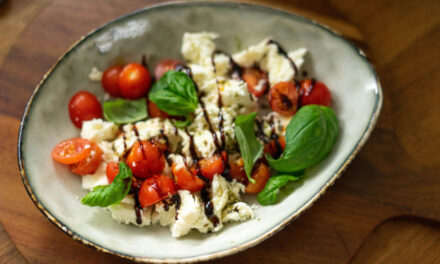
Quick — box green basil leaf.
[81,162,132,207]
[267,105,338,172]
[103,98,148,124]
[234,112,263,184]
[149,70,199,117]
[257,172,304,205]
[173,115,193,128]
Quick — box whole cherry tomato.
[52,138,92,165]
[245,162,271,194]
[171,164,205,192]
[148,101,169,118]
[154,59,182,79]
[268,82,299,117]
[68,91,103,128]
[299,79,332,107]
[101,66,123,97]
[126,140,165,178]
[70,143,103,175]
[139,175,177,208]
[242,67,269,97]
[118,63,151,99]
[106,161,119,183]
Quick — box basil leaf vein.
[103,98,148,124]
[149,70,199,118]
[234,112,263,184]
[81,162,132,207]
[257,172,304,205]
[267,105,339,172]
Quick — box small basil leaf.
[234,112,263,183]
[173,115,193,128]
[103,98,148,124]
[257,172,304,205]
[149,70,199,117]
[267,105,338,172]
[81,162,132,207]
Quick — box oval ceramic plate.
[18,1,382,263]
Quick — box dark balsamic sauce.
[267,39,298,76]
[297,78,316,108]
[255,119,269,143]
[269,115,283,158]
[171,193,181,220]
[132,182,143,225]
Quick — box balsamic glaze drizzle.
[267,39,298,76]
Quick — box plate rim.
[17,1,383,263]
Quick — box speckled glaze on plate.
[18,1,382,263]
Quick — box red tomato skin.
[268,82,299,117]
[245,163,271,194]
[118,63,151,99]
[172,164,205,192]
[139,175,177,208]
[68,91,103,128]
[299,79,332,107]
[106,161,119,183]
[148,101,169,118]
[242,67,269,97]
[229,158,248,185]
[126,140,165,178]
[139,180,161,208]
[154,59,182,79]
[51,138,92,165]
[70,143,103,175]
[101,66,123,97]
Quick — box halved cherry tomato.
[263,136,286,157]
[268,82,299,117]
[242,67,269,97]
[126,140,165,178]
[70,143,103,175]
[119,63,151,99]
[154,59,182,79]
[245,163,271,194]
[299,79,332,107]
[68,91,103,128]
[106,161,119,183]
[139,175,177,208]
[199,153,225,180]
[101,66,123,97]
[52,138,92,165]
[229,157,248,184]
[148,101,169,118]
[172,164,205,192]
[150,137,169,153]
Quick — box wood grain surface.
[0,0,439,263]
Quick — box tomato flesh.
[172,164,205,192]
[299,79,332,107]
[229,157,248,184]
[139,175,177,208]
[126,140,165,178]
[119,63,151,99]
[199,153,225,180]
[148,101,169,118]
[52,138,92,165]
[245,163,271,194]
[70,143,103,175]
[269,82,299,117]
[68,91,103,128]
[242,67,269,97]
[263,136,286,157]
[102,66,123,97]
[154,59,182,79]
[106,161,119,183]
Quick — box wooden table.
[0,0,439,263]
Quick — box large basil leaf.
[257,171,304,206]
[103,98,148,124]
[81,162,132,207]
[267,105,338,172]
[234,112,263,183]
[148,70,199,117]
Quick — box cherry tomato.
[70,143,103,175]
[101,66,123,97]
[263,136,286,157]
[299,79,332,107]
[242,67,269,97]
[139,175,177,208]
[268,82,299,117]
[68,91,103,128]
[154,59,182,79]
[229,157,248,184]
[52,138,92,165]
[150,137,169,153]
[148,101,169,118]
[106,161,119,183]
[118,63,151,99]
[245,163,271,194]
[172,164,205,192]
[199,153,225,180]
[126,140,165,178]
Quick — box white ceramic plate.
[18,2,382,263]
